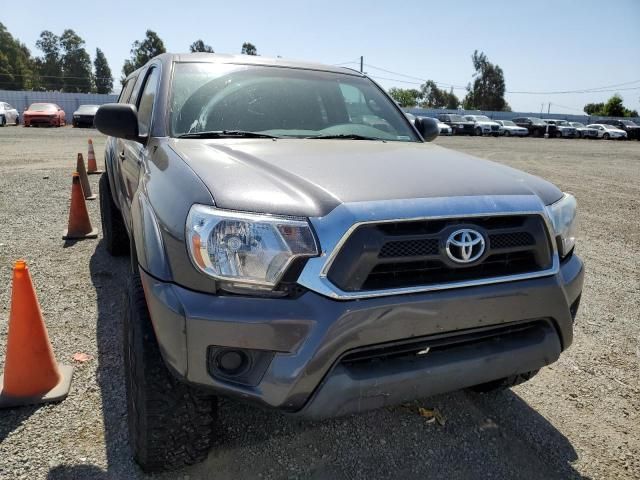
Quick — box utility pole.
[548,102,551,115]
[360,56,363,73]
[540,103,544,115]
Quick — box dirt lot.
[0,126,638,480]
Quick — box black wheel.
[124,272,218,472]
[99,173,130,256]
[576,131,582,138]
[0,115,5,127]
[475,127,483,136]
[555,131,562,138]
[469,369,540,393]
[15,116,19,126]
[504,130,511,137]
[603,133,610,140]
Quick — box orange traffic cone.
[0,260,73,408]
[63,172,98,240]
[86,139,102,175]
[76,153,96,200]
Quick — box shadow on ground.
[45,239,588,479]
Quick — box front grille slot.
[341,321,548,366]
[327,215,552,292]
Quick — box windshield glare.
[475,115,491,121]
[621,120,637,126]
[501,120,516,126]
[170,63,419,142]
[449,115,465,121]
[29,103,56,111]
[77,105,98,113]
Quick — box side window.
[119,78,136,103]
[137,67,160,137]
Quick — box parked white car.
[569,122,598,139]
[495,120,528,137]
[587,124,628,140]
[464,115,501,136]
[436,119,452,135]
[0,102,20,126]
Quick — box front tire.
[124,272,218,472]
[0,115,5,127]
[99,173,130,256]
[470,369,540,393]
[475,127,483,136]
[603,133,610,140]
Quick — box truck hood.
[169,138,562,217]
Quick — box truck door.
[118,66,160,229]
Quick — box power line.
[358,60,640,96]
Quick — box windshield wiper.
[304,134,381,141]
[177,130,279,139]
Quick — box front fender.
[131,191,172,281]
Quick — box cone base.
[85,194,97,201]
[87,170,103,175]
[0,364,73,409]
[63,228,98,240]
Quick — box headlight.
[545,193,577,258]
[186,205,318,291]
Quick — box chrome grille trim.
[297,195,560,300]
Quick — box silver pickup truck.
[95,53,584,472]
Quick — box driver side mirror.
[95,103,144,142]
[414,116,439,142]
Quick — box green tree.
[241,42,257,55]
[446,87,459,109]
[584,95,638,117]
[189,39,214,53]
[463,50,509,111]
[35,30,63,90]
[419,81,459,109]
[0,22,38,90]
[60,29,92,93]
[93,48,113,93]
[388,87,421,107]
[122,30,166,81]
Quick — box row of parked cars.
[406,112,639,140]
[0,102,99,128]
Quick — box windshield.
[501,120,516,126]
[621,120,637,126]
[529,117,546,125]
[448,115,466,122]
[29,103,56,112]
[570,122,585,128]
[77,105,98,113]
[555,120,569,126]
[474,115,492,121]
[170,63,419,142]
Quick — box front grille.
[491,125,499,131]
[327,215,552,292]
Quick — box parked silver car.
[543,119,578,138]
[0,101,20,126]
[496,120,528,137]
[569,122,598,139]
[463,114,501,136]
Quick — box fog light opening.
[215,349,250,376]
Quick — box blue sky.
[3,0,640,113]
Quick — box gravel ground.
[0,126,638,480]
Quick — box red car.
[23,103,66,127]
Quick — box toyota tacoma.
[95,53,584,472]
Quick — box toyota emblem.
[445,228,485,263]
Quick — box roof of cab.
[126,52,363,80]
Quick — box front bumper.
[140,252,583,418]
